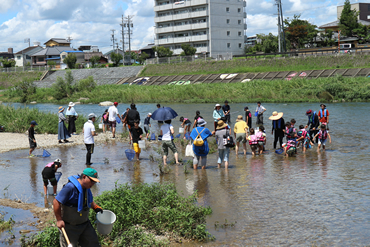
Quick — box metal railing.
[145,53,233,65]
[0,66,48,73]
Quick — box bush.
[63,53,77,69]
[52,71,76,100]
[20,226,59,247]
[12,78,36,103]
[77,76,96,92]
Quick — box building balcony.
[244,23,247,30]
[155,26,174,33]
[190,10,207,18]
[156,38,175,45]
[154,15,174,22]
[173,22,208,32]
[154,0,208,12]
[196,47,209,53]
[191,34,208,41]
[154,3,174,12]
[155,34,208,46]
[155,10,208,23]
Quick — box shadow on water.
[1,102,370,245]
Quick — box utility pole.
[276,1,281,53]
[124,15,134,65]
[120,15,125,61]
[275,0,286,52]
[279,0,286,52]
[111,29,116,53]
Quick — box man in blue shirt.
[190,119,213,169]
[53,168,103,247]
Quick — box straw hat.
[216,120,228,130]
[236,115,244,122]
[58,106,65,112]
[269,111,283,120]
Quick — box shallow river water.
[1,102,370,245]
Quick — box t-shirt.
[102,112,109,124]
[215,128,227,150]
[144,117,151,125]
[190,127,213,156]
[318,109,329,123]
[127,109,140,126]
[222,105,230,115]
[55,181,87,207]
[84,120,95,144]
[131,127,143,143]
[161,124,173,141]
[234,121,248,134]
[42,166,56,179]
[256,105,266,114]
[108,106,119,122]
[28,126,35,140]
[244,110,252,127]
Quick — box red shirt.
[319,109,329,123]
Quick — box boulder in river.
[30,101,37,104]
[99,101,114,106]
[78,97,90,101]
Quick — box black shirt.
[245,110,252,127]
[307,114,319,129]
[127,109,140,125]
[222,105,230,115]
[42,166,56,179]
[144,117,151,125]
[131,127,143,143]
[28,126,35,140]
[272,118,285,131]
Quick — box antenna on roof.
[66,36,73,43]
[24,38,30,47]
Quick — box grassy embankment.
[0,71,43,90]
[140,54,370,76]
[21,183,213,246]
[0,105,89,134]
[1,75,370,103]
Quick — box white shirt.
[161,123,173,141]
[108,106,119,122]
[256,105,266,114]
[84,120,95,144]
[66,107,78,116]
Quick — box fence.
[0,66,48,73]
[145,53,233,65]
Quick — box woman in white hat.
[58,106,71,144]
[212,104,224,131]
[66,102,78,135]
[269,111,285,149]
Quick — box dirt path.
[0,132,123,153]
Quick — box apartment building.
[154,0,247,58]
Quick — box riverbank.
[140,54,370,76]
[0,132,120,153]
[1,75,370,104]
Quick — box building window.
[62,55,66,59]
[227,19,230,24]
[238,8,241,13]
[226,7,229,12]
[368,15,370,19]
[17,56,21,60]
[227,31,230,36]
[227,43,230,48]
[238,20,241,24]
[238,31,242,36]
[239,43,242,48]
[38,57,44,62]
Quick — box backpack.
[193,128,206,146]
[223,131,235,148]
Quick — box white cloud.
[0,0,17,13]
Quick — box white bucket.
[96,210,116,235]
[99,124,103,129]
[138,140,145,149]
[179,127,184,133]
[47,186,54,195]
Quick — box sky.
[0,0,367,53]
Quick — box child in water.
[314,125,331,151]
[247,128,258,156]
[283,132,297,157]
[130,120,143,160]
[256,125,266,155]
[179,116,192,139]
[297,125,313,153]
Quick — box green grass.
[0,105,89,134]
[140,54,370,76]
[0,71,43,88]
[21,183,213,246]
[0,214,14,231]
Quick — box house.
[44,38,71,47]
[14,46,43,67]
[84,52,108,67]
[139,44,155,58]
[31,46,75,67]
[0,48,14,60]
[59,51,85,69]
[104,49,125,63]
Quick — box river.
[0,102,369,245]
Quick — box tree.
[152,46,173,57]
[284,14,318,49]
[63,53,77,69]
[180,43,196,56]
[339,0,359,37]
[1,59,16,68]
[90,55,100,68]
[52,70,75,100]
[256,33,279,53]
[322,29,335,47]
[111,52,123,67]
[137,52,150,65]
[47,60,56,70]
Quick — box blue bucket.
[116,117,121,124]
[150,133,156,141]
[125,149,136,161]
[275,148,284,154]
[185,133,191,140]
[55,172,62,182]
[175,134,181,139]
[254,112,258,117]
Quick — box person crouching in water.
[296,125,314,153]
[314,124,331,151]
[283,132,298,157]
[247,128,258,156]
[130,120,144,160]
[256,126,266,155]
[53,168,103,247]
[179,116,191,139]
[42,159,62,196]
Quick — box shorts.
[162,140,177,156]
[193,155,207,167]
[235,133,247,143]
[250,144,258,151]
[109,121,116,128]
[257,141,264,146]
[185,123,191,127]
[302,139,309,148]
[133,143,141,154]
[318,139,327,145]
[43,177,57,186]
[218,148,230,163]
[144,124,150,134]
[29,140,37,149]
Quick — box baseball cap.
[306,109,312,116]
[88,113,96,119]
[244,106,249,110]
[30,120,38,125]
[82,168,100,183]
[114,102,118,106]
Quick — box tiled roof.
[32,47,75,56]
